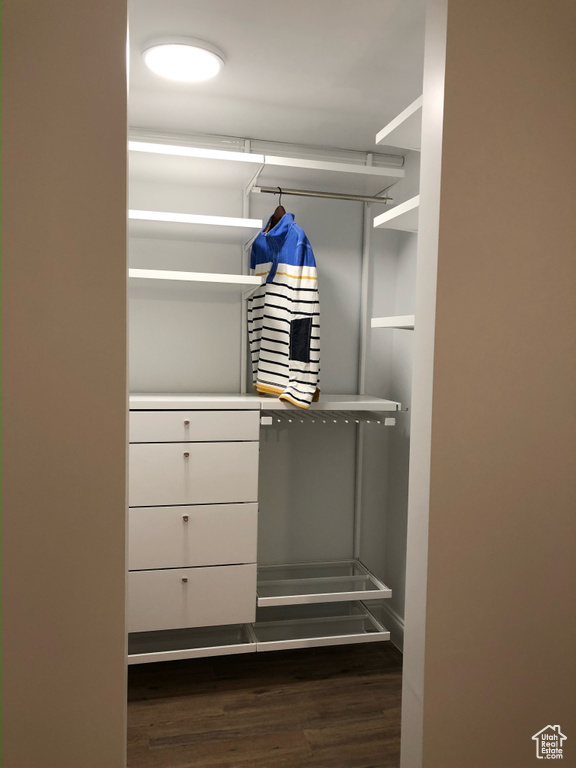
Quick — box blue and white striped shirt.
[248,213,320,409]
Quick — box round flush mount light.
[142,37,225,82]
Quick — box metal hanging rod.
[253,185,392,205]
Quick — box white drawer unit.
[127,405,260,653]
[128,503,258,570]
[129,409,260,443]
[127,564,257,633]
[126,398,394,663]
[129,441,259,507]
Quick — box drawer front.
[130,410,260,443]
[127,564,257,633]
[128,503,258,570]
[129,442,259,507]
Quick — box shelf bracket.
[244,163,265,198]
[242,282,263,300]
[243,232,259,252]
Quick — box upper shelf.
[129,141,265,187]
[128,210,263,244]
[373,195,419,233]
[375,96,423,151]
[255,155,403,197]
[129,140,404,198]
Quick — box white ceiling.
[128,0,426,152]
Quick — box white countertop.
[129,393,401,412]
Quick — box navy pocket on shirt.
[289,317,312,363]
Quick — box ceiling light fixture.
[142,37,225,82]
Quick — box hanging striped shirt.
[248,213,320,409]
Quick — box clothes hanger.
[267,188,286,231]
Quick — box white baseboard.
[379,603,405,652]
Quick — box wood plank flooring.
[128,641,403,768]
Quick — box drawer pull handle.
[183,452,190,458]
[182,515,189,522]
[181,577,188,583]
[184,420,190,426]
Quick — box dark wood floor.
[127,641,403,768]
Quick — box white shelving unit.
[129,269,264,291]
[126,388,397,664]
[371,315,415,330]
[128,141,406,257]
[129,138,405,198]
[376,95,423,151]
[129,210,263,244]
[127,130,406,662]
[374,195,419,232]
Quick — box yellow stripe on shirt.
[256,383,284,396]
[275,271,317,281]
[278,394,310,409]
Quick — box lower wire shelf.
[127,601,390,664]
[257,559,392,606]
[128,624,255,665]
[252,601,390,652]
